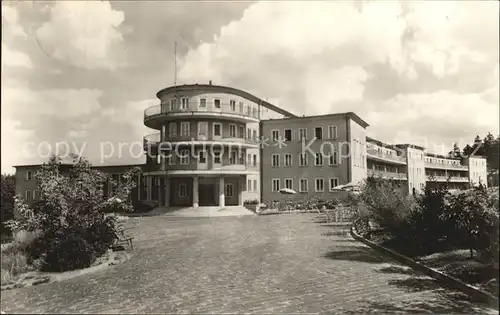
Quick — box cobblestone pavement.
[1,214,497,314]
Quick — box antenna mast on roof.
[174,41,177,87]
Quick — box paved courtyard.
[1,213,497,314]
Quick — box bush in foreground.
[6,155,139,272]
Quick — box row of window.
[155,150,256,166]
[271,178,339,193]
[167,121,257,139]
[164,97,258,117]
[270,125,338,142]
[176,183,236,198]
[271,152,339,167]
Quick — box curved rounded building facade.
[142,84,282,208]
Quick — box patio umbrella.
[279,188,297,212]
[279,188,297,195]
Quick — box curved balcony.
[366,149,407,165]
[367,169,408,180]
[143,132,259,149]
[144,102,260,129]
[424,161,468,171]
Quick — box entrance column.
[219,176,225,207]
[164,176,170,207]
[192,176,199,208]
[147,176,152,201]
[238,177,243,206]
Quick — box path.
[1,214,497,314]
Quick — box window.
[213,151,221,164]
[252,108,257,118]
[181,97,189,110]
[247,128,251,140]
[328,125,337,139]
[180,150,189,164]
[179,184,187,197]
[329,152,338,165]
[299,128,307,140]
[199,98,207,108]
[169,98,176,111]
[166,155,175,165]
[299,153,308,166]
[25,190,32,201]
[181,122,190,136]
[248,179,252,192]
[315,153,323,166]
[284,129,292,141]
[315,127,323,140]
[225,184,234,197]
[284,178,293,190]
[230,100,236,111]
[239,102,244,113]
[169,122,177,137]
[272,179,280,192]
[239,152,245,164]
[271,129,279,141]
[198,150,206,163]
[214,99,221,108]
[229,124,236,137]
[239,126,245,138]
[272,154,280,167]
[229,151,237,164]
[26,171,33,180]
[329,178,339,191]
[253,154,257,166]
[198,122,208,137]
[252,130,257,141]
[299,179,308,192]
[253,180,257,192]
[247,105,251,116]
[284,154,292,167]
[213,123,221,137]
[247,153,252,166]
[315,178,324,192]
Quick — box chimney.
[209,80,212,85]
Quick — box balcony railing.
[426,175,469,182]
[144,102,260,120]
[424,161,468,170]
[366,149,407,163]
[367,169,408,180]
[143,132,259,146]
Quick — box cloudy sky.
[2,0,499,173]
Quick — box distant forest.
[448,132,500,185]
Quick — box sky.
[1,0,499,173]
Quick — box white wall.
[349,119,367,186]
[406,147,426,194]
[468,157,488,187]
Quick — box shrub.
[1,244,33,283]
[359,176,414,233]
[6,155,139,272]
[243,199,259,205]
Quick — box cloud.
[1,120,35,173]
[36,1,126,70]
[177,0,498,149]
[1,4,27,39]
[1,44,33,68]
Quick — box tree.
[6,155,140,272]
[1,174,15,239]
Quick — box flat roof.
[155,84,299,118]
[14,163,145,169]
[261,112,369,128]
